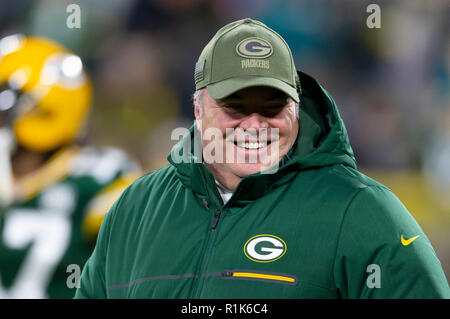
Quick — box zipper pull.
[222,270,233,277]
[211,210,221,229]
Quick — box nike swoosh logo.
[401,235,420,246]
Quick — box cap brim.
[207,76,299,103]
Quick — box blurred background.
[1,0,449,281]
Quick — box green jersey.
[75,72,450,299]
[0,146,140,298]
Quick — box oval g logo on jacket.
[244,234,286,263]
[236,38,273,58]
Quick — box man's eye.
[264,105,284,113]
[268,105,284,109]
[224,105,243,112]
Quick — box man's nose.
[240,112,269,130]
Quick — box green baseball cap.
[194,18,300,102]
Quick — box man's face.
[195,86,299,190]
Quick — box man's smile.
[235,141,267,149]
[234,140,271,150]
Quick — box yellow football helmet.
[0,34,92,152]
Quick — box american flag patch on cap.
[194,60,205,83]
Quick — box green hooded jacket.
[75,72,450,299]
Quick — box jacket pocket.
[221,269,297,285]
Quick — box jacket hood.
[289,71,356,169]
[167,71,356,205]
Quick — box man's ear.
[194,97,200,120]
[193,90,203,120]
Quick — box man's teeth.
[236,141,267,149]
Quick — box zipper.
[190,208,222,298]
[211,210,221,229]
[221,270,297,285]
[190,165,225,298]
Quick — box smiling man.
[195,86,298,191]
[75,18,449,299]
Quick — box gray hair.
[193,89,204,118]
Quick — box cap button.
[243,18,253,23]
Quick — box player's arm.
[82,171,141,240]
[0,128,14,211]
[333,185,450,298]
[74,198,118,299]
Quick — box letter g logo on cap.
[236,38,273,59]
[244,234,286,262]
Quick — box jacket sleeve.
[74,199,117,299]
[333,185,450,298]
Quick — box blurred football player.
[0,34,141,298]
